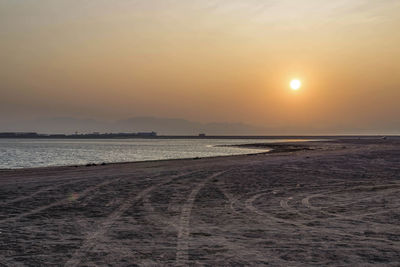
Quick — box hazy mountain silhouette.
[1,116,267,135]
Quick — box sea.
[0,138,304,169]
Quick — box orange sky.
[1,0,399,134]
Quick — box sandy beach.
[0,138,399,266]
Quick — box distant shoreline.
[217,142,316,153]
[0,134,396,139]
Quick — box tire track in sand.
[0,178,92,206]
[246,192,400,245]
[142,193,178,229]
[0,179,116,224]
[64,171,196,267]
[175,171,226,266]
[301,186,400,229]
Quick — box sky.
[1,0,399,134]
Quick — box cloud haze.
[1,0,399,134]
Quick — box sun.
[290,79,301,90]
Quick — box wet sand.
[0,138,399,266]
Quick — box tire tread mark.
[246,192,399,245]
[175,171,225,266]
[64,172,195,267]
[0,179,115,224]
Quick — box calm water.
[0,138,301,169]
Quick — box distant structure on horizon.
[0,131,158,138]
[137,132,157,137]
[198,133,206,137]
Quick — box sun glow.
[290,79,301,90]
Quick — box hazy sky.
[1,0,399,133]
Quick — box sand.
[0,138,399,266]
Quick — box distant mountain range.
[1,116,268,135]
